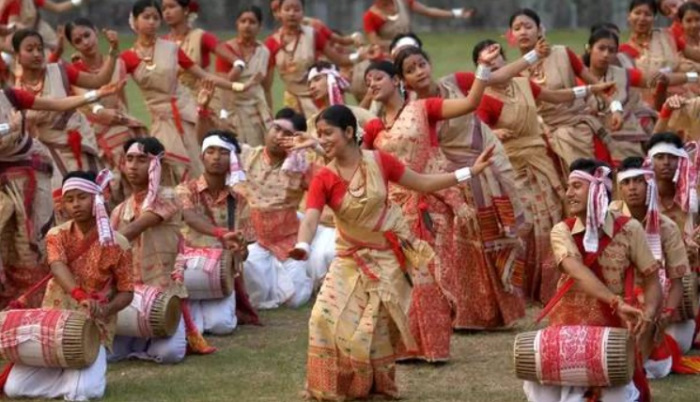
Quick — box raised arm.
[411,1,474,19]
[73,30,119,89]
[536,81,615,104]
[489,38,550,85]
[42,0,85,13]
[32,81,125,112]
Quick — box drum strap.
[226,195,236,231]
[536,216,632,323]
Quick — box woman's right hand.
[664,94,686,110]
[534,37,550,59]
[97,79,126,99]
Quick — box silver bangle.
[91,104,105,114]
[0,123,10,136]
[451,8,463,18]
[233,59,246,70]
[454,167,472,182]
[349,52,360,64]
[475,65,491,82]
[83,90,99,103]
[687,72,699,83]
[572,85,588,99]
[609,100,624,113]
[71,0,82,6]
[294,242,310,255]
[523,50,539,66]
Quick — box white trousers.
[5,346,107,401]
[243,242,312,309]
[666,319,697,354]
[189,292,237,335]
[307,224,336,291]
[108,317,186,364]
[523,381,639,402]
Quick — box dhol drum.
[514,325,634,387]
[0,309,100,368]
[116,284,181,338]
[679,272,699,321]
[181,247,234,300]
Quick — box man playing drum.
[3,170,134,400]
[236,109,315,310]
[523,158,662,402]
[176,130,253,334]
[647,132,700,353]
[612,156,693,378]
[110,137,210,362]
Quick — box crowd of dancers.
[1,0,700,400]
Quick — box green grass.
[27,30,700,401]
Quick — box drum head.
[681,273,699,320]
[220,250,235,297]
[78,319,101,367]
[162,295,182,337]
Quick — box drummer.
[175,130,251,334]
[3,170,134,401]
[109,137,211,362]
[646,133,700,354]
[523,158,662,402]
[611,156,691,378]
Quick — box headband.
[307,67,349,106]
[127,142,163,211]
[201,136,246,186]
[391,37,420,56]
[569,166,612,253]
[62,169,115,246]
[617,167,661,260]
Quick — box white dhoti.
[243,242,312,309]
[189,292,237,335]
[308,224,336,291]
[5,346,107,401]
[523,381,639,402]
[108,317,187,364]
[645,355,673,380]
[666,319,697,354]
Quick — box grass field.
[30,30,700,401]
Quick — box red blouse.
[306,151,406,211]
[363,98,444,149]
[6,88,36,109]
[363,0,416,33]
[164,30,218,69]
[120,48,195,74]
[476,81,542,126]
[264,29,328,69]
[1,0,44,24]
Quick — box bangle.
[213,227,228,240]
[71,287,89,302]
[572,85,588,99]
[71,0,82,6]
[91,104,105,114]
[523,49,539,66]
[0,51,12,64]
[686,72,699,83]
[83,90,99,103]
[219,109,230,120]
[0,123,10,135]
[475,64,491,82]
[609,100,624,113]
[351,32,362,41]
[349,52,361,64]
[231,82,245,92]
[660,105,673,119]
[451,8,463,18]
[294,242,311,255]
[609,295,623,313]
[233,59,246,70]
[454,167,473,182]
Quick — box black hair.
[12,29,43,53]
[509,8,541,28]
[678,2,700,20]
[274,108,306,132]
[389,32,423,55]
[174,0,190,7]
[65,18,97,45]
[472,39,506,66]
[279,0,304,8]
[202,130,242,154]
[63,170,97,184]
[364,60,398,80]
[569,158,612,176]
[619,156,645,171]
[132,0,163,19]
[645,132,684,153]
[590,22,620,34]
[394,46,430,79]
[315,105,359,145]
[237,5,263,24]
[123,137,166,156]
[629,0,657,15]
[582,29,619,67]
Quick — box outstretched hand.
[471,144,495,176]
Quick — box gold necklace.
[135,40,157,71]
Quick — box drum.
[116,285,181,338]
[0,309,99,368]
[514,325,634,387]
[182,247,234,300]
[679,272,699,321]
